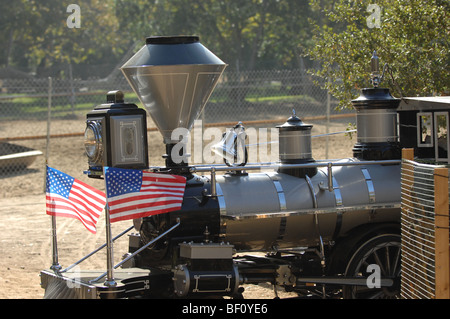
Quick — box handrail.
[187,159,402,197]
[60,226,134,273]
[189,159,401,173]
[89,219,181,284]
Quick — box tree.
[115,0,269,70]
[0,0,126,77]
[115,0,319,71]
[0,0,41,69]
[306,0,449,110]
[31,0,125,76]
[0,1,330,75]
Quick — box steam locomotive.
[40,36,449,299]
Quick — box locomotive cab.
[398,97,450,163]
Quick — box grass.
[0,91,143,120]
[0,89,318,121]
[245,94,317,104]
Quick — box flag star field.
[106,168,142,197]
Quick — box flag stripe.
[109,198,184,215]
[141,181,186,188]
[108,204,183,223]
[139,187,184,194]
[142,173,186,181]
[109,191,185,203]
[46,207,97,232]
[46,195,98,233]
[70,188,103,213]
[71,183,105,213]
[72,181,106,202]
[72,178,107,196]
[46,195,99,227]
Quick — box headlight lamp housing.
[85,90,148,178]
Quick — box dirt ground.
[0,116,354,299]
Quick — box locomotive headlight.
[85,90,149,178]
[84,120,103,163]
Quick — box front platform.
[40,267,172,299]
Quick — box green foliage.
[2,0,320,74]
[115,0,318,71]
[1,0,448,91]
[1,0,124,76]
[306,0,449,110]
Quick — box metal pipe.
[240,275,275,284]
[305,175,318,209]
[115,219,180,270]
[104,203,116,287]
[296,276,393,287]
[60,226,134,273]
[89,219,181,284]
[210,167,217,197]
[327,162,333,192]
[190,159,401,173]
[326,87,330,159]
[49,202,62,273]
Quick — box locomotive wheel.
[342,233,401,299]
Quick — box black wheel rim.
[345,236,401,299]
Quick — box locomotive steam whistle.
[370,50,380,87]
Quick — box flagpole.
[47,164,61,273]
[49,200,62,273]
[103,167,116,287]
[45,80,59,274]
[104,204,116,287]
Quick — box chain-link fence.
[0,68,356,198]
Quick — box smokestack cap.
[146,36,199,45]
[122,35,224,68]
[352,88,400,110]
[277,110,312,131]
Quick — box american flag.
[104,167,186,223]
[46,166,106,234]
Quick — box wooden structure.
[401,148,450,299]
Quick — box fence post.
[434,167,450,299]
[402,148,414,161]
[400,148,414,298]
[325,88,330,159]
[44,77,52,191]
